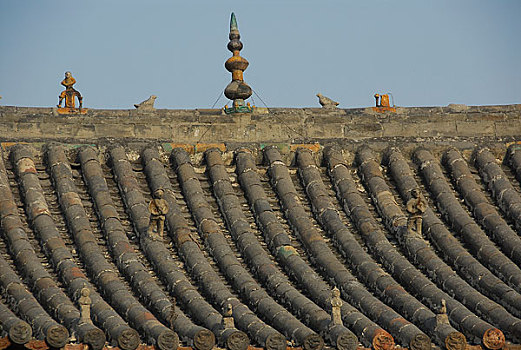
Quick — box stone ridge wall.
[0,104,520,143]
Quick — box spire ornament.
[223,13,254,114]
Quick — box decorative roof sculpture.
[78,287,92,324]
[134,95,157,111]
[316,93,339,109]
[373,92,396,113]
[56,71,86,114]
[223,13,254,114]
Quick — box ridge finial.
[223,12,254,114]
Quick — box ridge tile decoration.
[56,72,87,115]
[223,13,254,114]
[1,141,521,350]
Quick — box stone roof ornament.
[148,188,168,241]
[223,13,254,114]
[134,95,157,111]
[78,287,92,324]
[57,71,87,114]
[316,93,339,109]
[329,287,343,326]
[373,92,396,113]
[406,187,427,236]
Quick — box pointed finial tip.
[230,12,238,31]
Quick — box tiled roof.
[1,141,521,350]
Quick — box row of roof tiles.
[0,142,521,350]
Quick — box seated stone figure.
[57,71,83,109]
[406,188,427,235]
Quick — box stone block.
[16,122,41,134]
[253,123,296,143]
[467,113,506,121]
[415,121,458,137]
[155,109,198,122]
[495,121,521,137]
[382,123,406,137]
[93,124,136,138]
[304,114,345,125]
[455,121,495,136]
[304,123,345,139]
[198,114,236,123]
[347,126,383,138]
[38,121,78,137]
[94,109,132,118]
[479,105,515,113]
[73,124,97,139]
[405,106,444,118]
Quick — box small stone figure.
[134,95,157,111]
[57,71,83,109]
[330,287,343,326]
[78,287,92,324]
[406,188,427,235]
[221,304,235,329]
[317,93,339,109]
[436,299,450,326]
[148,189,169,240]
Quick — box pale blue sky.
[0,1,520,109]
